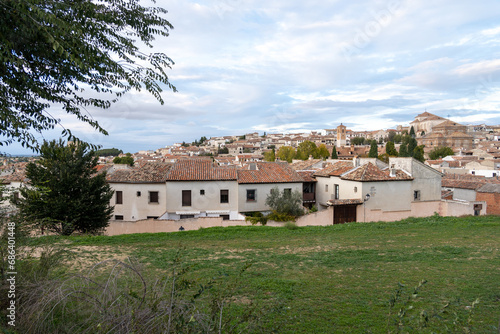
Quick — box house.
[106,162,174,221]
[162,160,240,220]
[476,183,500,215]
[308,157,475,223]
[237,162,304,214]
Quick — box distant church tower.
[336,123,346,147]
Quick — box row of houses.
[106,157,489,225]
[107,160,303,222]
[2,157,495,228]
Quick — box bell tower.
[336,123,346,147]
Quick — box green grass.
[32,215,500,333]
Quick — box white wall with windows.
[237,182,302,213]
[163,180,240,220]
[109,183,166,221]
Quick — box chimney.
[389,164,396,177]
[353,156,360,167]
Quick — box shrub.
[244,212,268,225]
[284,221,299,230]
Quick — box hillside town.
[1,112,500,232]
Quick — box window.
[115,215,124,220]
[182,190,191,206]
[116,191,123,204]
[246,189,256,202]
[180,214,195,219]
[149,191,159,204]
[354,186,358,193]
[325,184,328,192]
[221,214,230,221]
[414,190,421,201]
[200,189,205,195]
[147,216,159,220]
[137,191,141,197]
[12,192,19,204]
[284,188,291,196]
[220,189,229,203]
[334,184,339,200]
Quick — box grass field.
[28,215,500,333]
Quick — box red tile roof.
[107,162,174,183]
[297,171,317,182]
[237,162,304,184]
[314,161,354,177]
[166,160,237,181]
[340,163,413,182]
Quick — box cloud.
[3,0,500,155]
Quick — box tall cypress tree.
[369,140,378,158]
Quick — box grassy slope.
[32,215,500,333]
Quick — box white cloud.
[4,0,500,155]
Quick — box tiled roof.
[0,162,28,183]
[297,171,317,182]
[340,162,413,182]
[289,159,323,171]
[237,162,304,184]
[166,160,237,181]
[327,199,364,205]
[107,162,174,183]
[314,161,354,177]
[477,183,500,193]
[441,178,487,190]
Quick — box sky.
[4,0,500,155]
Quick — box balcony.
[303,192,315,203]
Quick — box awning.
[175,211,201,215]
[327,199,364,206]
[205,210,230,214]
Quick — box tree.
[385,141,398,156]
[113,153,134,166]
[277,146,296,163]
[351,137,365,145]
[368,140,378,158]
[413,145,425,162]
[265,187,304,219]
[393,134,402,144]
[428,146,455,160]
[331,148,338,159]
[409,126,416,138]
[95,148,123,157]
[317,144,330,160]
[399,143,409,157]
[295,141,319,160]
[388,131,396,143]
[17,140,114,235]
[407,137,417,157]
[217,146,229,155]
[263,149,275,162]
[1,0,175,150]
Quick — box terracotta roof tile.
[340,162,413,182]
[167,160,237,181]
[297,171,317,182]
[237,162,304,184]
[314,161,354,177]
[107,162,174,183]
[327,199,364,205]
[289,159,323,171]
